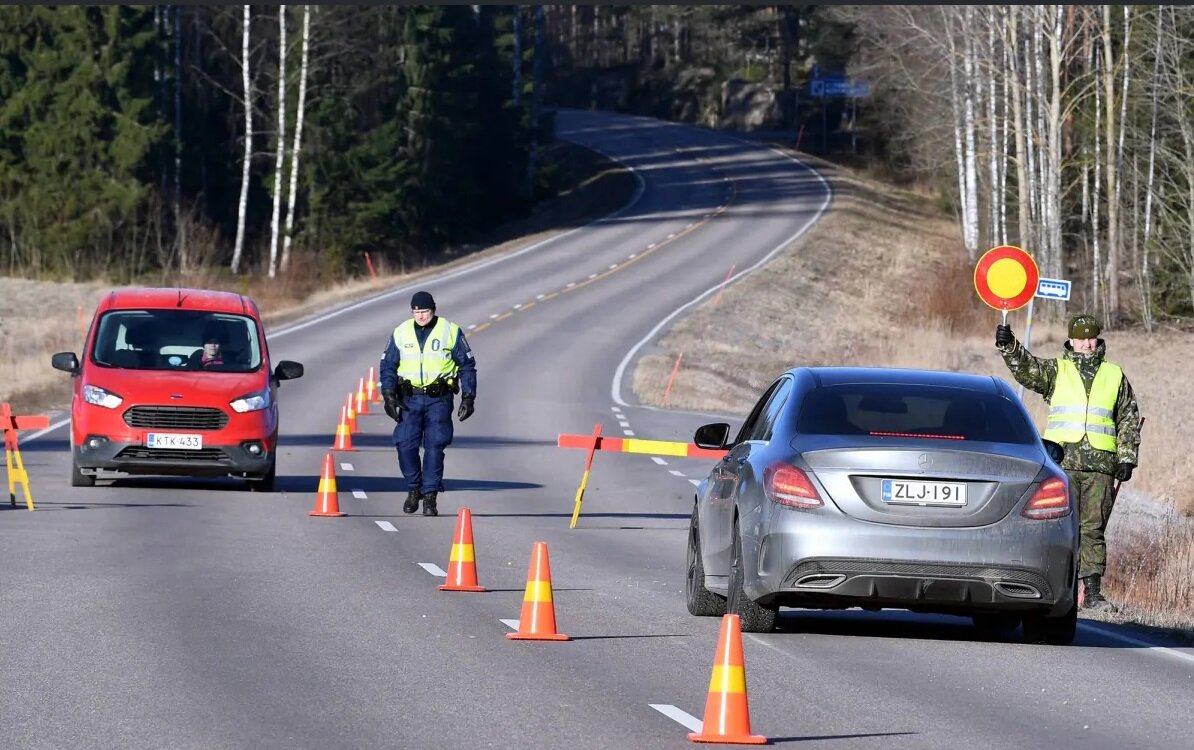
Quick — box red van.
[51,288,303,491]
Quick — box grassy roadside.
[0,139,636,416]
[632,149,1193,633]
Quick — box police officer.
[996,314,1142,611]
[379,291,477,517]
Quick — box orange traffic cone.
[367,367,380,403]
[332,405,355,451]
[506,541,569,641]
[345,393,358,432]
[687,614,766,744]
[355,377,370,416]
[438,507,486,592]
[309,453,346,517]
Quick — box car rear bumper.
[74,438,274,478]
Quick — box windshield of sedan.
[796,384,1037,444]
[90,309,263,372]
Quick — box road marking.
[668,470,685,477]
[1078,622,1194,666]
[542,291,559,301]
[649,704,702,733]
[611,406,622,413]
[628,253,637,259]
[623,430,635,436]
[340,462,354,472]
[489,313,499,319]
[651,457,668,465]
[687,223,694,228]
[537,294,545,300]
[513,303,523,309]
[495,311,513,322]
[500,618,520,631]
[688,479,701,487]
[588,273,598,279]
[352,490,367,499]
[618,420,630,427]
[467,324,477,330]
[566,282,576,288]
[418,563,447,577]
[647,243,656,249]
[667,233,676,239]
[608,264,618,270]
[375,521,397,532]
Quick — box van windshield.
[90,309,263,372]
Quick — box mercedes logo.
[918,453,932,470]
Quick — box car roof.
[97,288,258,316]
[795,366,1002,394]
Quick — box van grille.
[115,447,230,463]
[123,406,228,431]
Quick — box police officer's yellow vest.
[392,318,460,388]
[1042,359,1121,452]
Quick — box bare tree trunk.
[1008,7,1032,251]
[1140,5,1163,332]
[1045,4,1063,280]
[1101,4,1120,319]
[1092,34,1103,316]
[231,4,252,275]
[961,5,980,256]
[268,5,287,279]
[986,8,999,246]
[281,4,310,274]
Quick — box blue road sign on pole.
[1035,277,1071,301]
[810,77,870,98]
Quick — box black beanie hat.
[410,291,436,311]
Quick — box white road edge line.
[651,457,668,465]
[1078,621,1194,666]
[375,521,397,532]
[688,479,701,487]
[623,430,635,436]
[352,490,367,500]
[418,563,447,577]
[649,704,702,733]
[611,142,833,408]
[500,618,520,631]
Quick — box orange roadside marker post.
[2,402,48,511]
[309,452,345,517]
[355,377,370,416]
[568,424,603,529]
[438,507,486,592]
[332,405,355,451]
[506,542,569,641]
[688,614,767,745]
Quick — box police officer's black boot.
[1082,575,1115,612]
[421,492,438,517]
[403,490,421,514]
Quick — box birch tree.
[280,4,310,274]
[268,5,287,278]
[231,4,252,275]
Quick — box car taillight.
[1021,476,1070,520]
[764,464,823,509]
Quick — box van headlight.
[82,384,123,409]
[230,389,271,413]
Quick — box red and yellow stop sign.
[973,245,1039,311]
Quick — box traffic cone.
[309,453,345,517]
[506,541,569,641]
[687,614,766,745]
[438,508,486,592]
[366,367,379,404]
[332,405,355,451]
[345,392,358,432]
[355,377,370,416]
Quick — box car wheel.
[1022,579,1078,645]
[70,456,95,487]
[247,461,276,493]
[971,614,1020,640]
[686,506,727,617]
[727,517,778,633]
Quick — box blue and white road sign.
[1035,277,1071,301]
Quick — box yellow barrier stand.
[2,403,47,511]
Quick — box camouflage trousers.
[1069,470,1116,578]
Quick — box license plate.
[882,479,966,506]
[146,433,203,450]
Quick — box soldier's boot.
[421,492,438,517]
[402,490,421,514]
[1081,575,1116,612]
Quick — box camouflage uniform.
[997,324,1142,583]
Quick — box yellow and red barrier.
[2,402,48,511]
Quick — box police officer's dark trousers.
[392,393,454,495]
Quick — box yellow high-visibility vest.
[1043,359,1121,452]
[393,318,459,387]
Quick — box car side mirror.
[694,422,731,450]
[1042,439,1065,464]
[51,351,80,375]
[273,360,304,382]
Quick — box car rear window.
[91,309,263,372]
[796,384,1037,444]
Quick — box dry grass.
[633,151,1194,630]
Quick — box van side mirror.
[694,422,731,450]
[1042,439,1065,464]
[273,360,304,382]
[51,352,80,375]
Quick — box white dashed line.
[566,282,576,288]
[688,479,701,487]
[668,470,685,477]
[667,233,676,239]
[588,273,598,279]
[514,303,522,309]
[418,563,448,577]
[651,457,668,466]
[500,618,520,631]
[489,313,499,319]
[628,253,637,259]
[649,704,702,733]
[375,521,397,532]
[352,490,367,499]
[611,406,622,413]
[537,294,545,300]
[647,243,656,249]
[467,324,477,330]
[1078,622,1194,666]
[618,420,630,427]
[623,430,636,436]
[340,462,354,472]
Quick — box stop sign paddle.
[973,245,1039,322]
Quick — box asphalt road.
[3,110,1192,750]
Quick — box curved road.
[3,110,1191,749]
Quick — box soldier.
[379,291,477,517]
[995,314,1142,612]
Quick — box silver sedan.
[686,367,1079,644]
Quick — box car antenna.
[177,288,186,307]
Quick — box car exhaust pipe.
[793,573,847,588]
[994,581,1042,599]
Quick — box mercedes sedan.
[686,367,1079,644]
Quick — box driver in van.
[189,333,226,369]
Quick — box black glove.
[1114,463,1135,482]
[995,324,1014,348]
[456,395,475,422]
[382,390,402,423]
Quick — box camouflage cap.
[1068,314,1101,339]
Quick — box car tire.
[971,614,1020,639]
[727,517,778,633]
[686,506,727,617]
[248,461,276,493]
[70,456,95,487]
[1022,579,1078,645]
